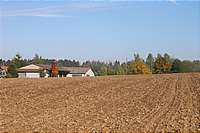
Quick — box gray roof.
[59,67,91,74]
[37,64,51,70]
[34,64,91,74]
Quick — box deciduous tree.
[129,60,151,74]
[32,54,43,64]
[154,55,171,74]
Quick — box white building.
[17,64,44,78]
[62,67,95,77]
[17,64,95,78]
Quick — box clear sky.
[0,0,199,62]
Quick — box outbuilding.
[17,64,44,78]
[60,67,95,77]
[17,64,95,78]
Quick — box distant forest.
[1,53,200,77]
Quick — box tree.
[13,53,23,68]
[32,54,43,64]
[7,64,17,77]
[192,60,200,72]
[113,60,125,75]
[164,53,170,62]
[7,53,24,77]
[129,60,151,74]
[133,53,144,62]
[0,59,3,65]
[128,54,151,74]
[157,53,162,58]
[121,62,128,75]
[179,60,194,73]
[100,65,108,76]
[146,53,154,72]
[115,65,125,75]
[51,61,59,77]
[154,55,171,74]
[164,53,174,64]
[107,62,114,75]
[171,59,181,73]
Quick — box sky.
[0,0,200,62]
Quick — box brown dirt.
[0,73,200,132]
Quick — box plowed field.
[0,73,200,132]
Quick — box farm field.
[0,73,200,132]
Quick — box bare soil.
[0,73,200,132]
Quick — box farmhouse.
[17,64,95,78]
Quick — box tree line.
[0,53,200,77]
[83,53,200,75]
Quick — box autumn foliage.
[154,56,172,74]
[51,61,58,77]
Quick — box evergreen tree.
[13,53,23,68]
[107,62,114,75]
[171,59,181,73]
[7,64,17,77]
[134,53,141,61]
[164,53,170,62]
[100,65,108,76]
[121,62,128,75]
[157,53,162,59]
[146,53,154,72]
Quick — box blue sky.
[0,1,199,62]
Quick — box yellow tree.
[129,60,151,74]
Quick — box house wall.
[66,69,95,77]
[18,72,40,78]
[66,74,72,77]
[85,69,95,77]
[26,73,40,78]
[66,74,82,77]
[18,73,26,78]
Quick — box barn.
[17,64,95,78]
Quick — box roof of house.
[17,64,43,72]
[37,64,51,70]
[17,64,92,74]
[59,67,91,74]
